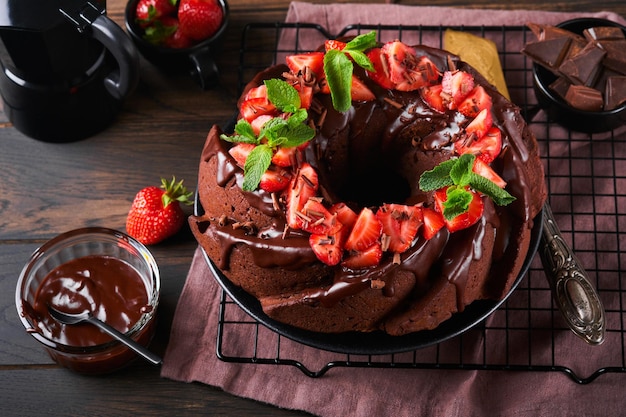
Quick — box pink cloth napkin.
[161,3,626,416]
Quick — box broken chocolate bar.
[596,39,626,75]
[522,37,572,70]
[558,42,606,86]
[584,26,626,41]
[565,85,604,111]
[605,76,626,110]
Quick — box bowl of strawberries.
[125,0,228,89]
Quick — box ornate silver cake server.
[539,203,605,345]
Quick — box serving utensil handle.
[539,203,605,345]
[88,316,163,365]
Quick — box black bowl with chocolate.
[524,18,626,133]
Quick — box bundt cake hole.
[337,165,411,208]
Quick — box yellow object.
[443,29,510,100]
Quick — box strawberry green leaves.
[419,154,515,220]
[220,79,315,191]
[324,31,377,112]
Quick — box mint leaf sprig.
[324,31,378,112]
[220,79,316,191]
[419,154,516,220]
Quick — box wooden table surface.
[1,1,624,416]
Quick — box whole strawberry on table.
[135,0,224,49]
[126,177,194,245]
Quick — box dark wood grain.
[0,1,623,416]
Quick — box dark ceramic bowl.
[532,18,626,133]
[124,0,229,89]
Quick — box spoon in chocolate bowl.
[47,305,163,366]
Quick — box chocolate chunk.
[605,76,626,110]
[549,76,571,100]
[596,39,626,75]
[565,85,604,111]
[527,22,585,42]
[522,37,572,70]
[564,38,589,59]
[584,26,625,41]
[558,42,606,86]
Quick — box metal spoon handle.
[87,316,162,365]
[539,203,605,345]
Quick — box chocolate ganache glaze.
[30,255,151,347]
[190,44,546,335]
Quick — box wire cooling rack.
[215,22,626,384]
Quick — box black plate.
[195,192,543,355]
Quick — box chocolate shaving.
[271,192,281,211]
[381,234,391,252]
[370,279,386,290]
[392,252,401,265]
[232,221,257,235]
[383,97,404,109]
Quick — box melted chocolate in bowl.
[15,228,160,374]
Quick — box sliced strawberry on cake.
[457,85,493,118]
[455,126,502,164]
[299,198,342,235]
[433,186,484,233]
[441,70,475,110]
[421,207,445,240]
[376,203,423,253]
[285,163,319,230]
[342,241,383,269]
[344,207,382,252]
[309,228,345,266]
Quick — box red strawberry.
[472,158,506,188]
[329,202,358,230]
[126,177,193,245]
[433,187,484,233]
[342,241,383,269]
[285,163,319,230]
[420,84,446,113]
[309,227,345,266]
[259,169,291,193]
[376,203,423,253]
[250,114,273,135]
[457,86,493,118]
[161,20,194,49]
[228,143,255,167]
[319,75,375,102]
[454,126,502,164]
[395,55,440,91]
[422,207,445,240]
[351,76,375,101]
[135,0,176,27]
[464,108,493,140]
[178,0,223,42]
[300,199,341,235]
[366,47,395,89]
[293,83,314,109]
[271,146,296,167]
[380,42,440,91]
[344,207,382,252]
[381,41,418,86]
[324,39,347,51]
[285,52,325,78]
[240,97,276,123]
[441,70,475,110]
[244,85,267,100]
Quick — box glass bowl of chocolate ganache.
[524,18,626,133]
[15,227,160,374]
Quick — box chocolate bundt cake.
[190,32,546,336]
